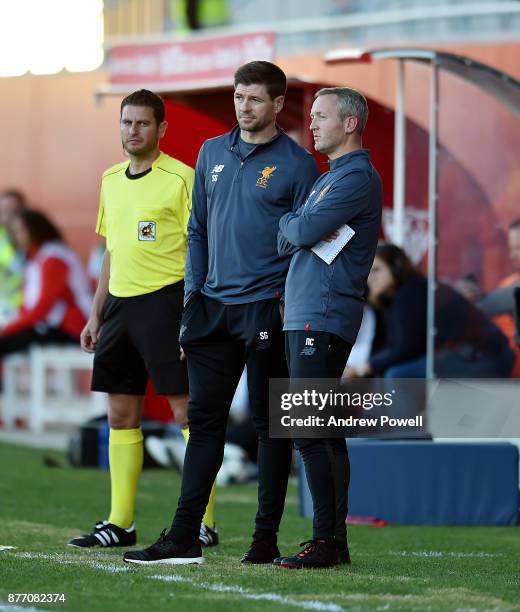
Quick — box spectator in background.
[349,243,426,378]
[170,0,229,32]
[0,209,92,356]
[87,240,106,289]
[502,219,520,287]
[474,219,520,376]
[346,243,514,379]
[0,189,27,323]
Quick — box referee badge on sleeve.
[138,221,156,241]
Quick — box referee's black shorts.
[92,281,188,396]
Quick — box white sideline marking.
[151,574,344,612]
[391,550,502,558]
[14,552,129,573]
[0,545,16,551]
[11,552,343,611]
[0,607,42,611]
[88,561,130,573]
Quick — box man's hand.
[342,363,372,380]
[80,316,100,353]
[323,229,340,242]
[341,365,359,380]
[454,277,482,303]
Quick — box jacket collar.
[329,148,368,171]
[228,125,283,152]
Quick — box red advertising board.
[106,32,276,91]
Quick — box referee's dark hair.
[234,61,287,100]
[17,209,63,246]
[120,89,165,126]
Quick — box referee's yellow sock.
[182,426,217,528]
[108,428,143,529]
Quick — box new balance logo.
[211,164,225,183]
[300,346,316,356]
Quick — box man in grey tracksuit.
[276,87,382,568]
[124,61,320,566]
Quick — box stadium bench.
[2,345,107,433]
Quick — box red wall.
[162,85,396,211]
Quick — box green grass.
[1,442,519,611]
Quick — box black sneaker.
[337,545,351,565]
[199,523,219,547]
[241,531,280,564]
[274,543,350,566]
[279,539,337,569]
[68,521,136,548]
[123,529,203,565]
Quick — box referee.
[68,90,195,548]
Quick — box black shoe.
[68,521,136,548]
[274,543,350,566]
[337,545,351,565]
[123,529,203,565]
[241,531,280,564]
[199,523,219,547]
[279,539,337,569]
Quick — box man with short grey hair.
[275,86,382,568]
[314,86,369,134]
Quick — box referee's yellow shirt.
[96,152,194,297]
